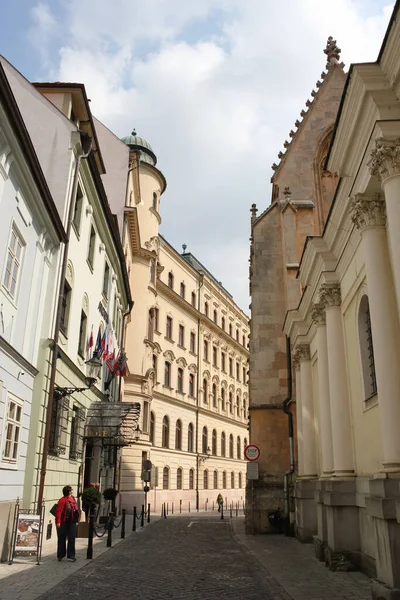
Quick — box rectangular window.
[190,332,196,353]
[178,324,185,347]
[3,226,24,299]
[213,310,217,324]
[191,292,196,307]
[168,272,174,288]
[49,393,69,456]
[204,340,209,361]
[87,225,96,268]
[103,262,110,299]
[177,368,183,392]
[72,185,84,233]
[69,405,85,460]
[166,316,173,339]
[236,362,240,381]
[60,280,72,336]
[142,401,149,433]
[229,358,233,377]
[3,397,22,461]
[78,310,87,358]
[189,374,195,397]
[154,307,159,331]
[243,366,246,384]
[213,346,217,367]
[164,362,171,387]
[221,353,226,372]
[180,282,185,299]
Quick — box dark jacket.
[55,495,79,527]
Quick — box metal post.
[164,503,167,519]
[147,503,150,523]
[189,501,190,513]
[141,505,144,527]
[225,496,227,507]
[220,501,224,520]
[213,501,215,511]
[161,504,163,518]
[121,509,126,539]
[133,506,137,531]
[205,499,207,512]
[236,503,238,517]
[180,499,182,514]
[172,502,174,515]
[167,502,169,515]
[86,508,95,559]
[106,513,113,547]
[230,505,232,519]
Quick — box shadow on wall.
[0,501,16,562]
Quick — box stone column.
[319,284,354,476]
[293,356,303,476]
[297,345,317,478]
[351,193,400,472]
[369,138,400,315]
[311,303,334,477]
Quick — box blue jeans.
[57,522,77,559]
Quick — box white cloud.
[28,2,58,75]
[29,0,393,312]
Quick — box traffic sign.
[143,485,150,493]
[247,461,259,480]
[143,460,152,471]
[244,444,261,462]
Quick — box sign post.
[244,444,260,536]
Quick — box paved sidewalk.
[231,518,372,600]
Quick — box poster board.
[8,501,45,565]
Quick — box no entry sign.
[244,444,261,462]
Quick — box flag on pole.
[87,326,94,355]
[94,326,102,358]
[106,350,115,374]
[119,353,127,377]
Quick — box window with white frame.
[358,294,377,400]
[3,226,24,299]
[3,396,23,462]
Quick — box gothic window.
[163,467,169,489]
[162,416,170,448]
[150,412,155,445]
[237,436,241,459]
[177,467,183,489]
[189,468,194,489]
[203,470,209,490]
[229,434,234,458]
[212,429,217,455]
[231,472,235,489]
[358,295,377,399]
[212,384,217,407]
[188,423,194,452]
[213,470,218,489]
[175,419,182,449]
[221,432,226,457]
[222,471,227,489]
[202,426,208,454]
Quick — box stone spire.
[324,36,341,69]
[250,203,258,223]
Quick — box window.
[236,329,239,342]
[212,429,217,455]
[164,362,171,387]
[73,185,83,233]
[229,434,234,458]
[162,416,170,448]
[203,470,209,490]
[60,280,72,335]
[223,471,227,489]
[166,316,173,339]
[204,340,209,361]
[175,419,182,449]
[221,353,226,372]
[69,405,85,460]
[177,368,183,393]
[178,324,185,347]
[243,366,246,384]
[213,346,217,367]
[180,282,185,299]
[213,309,217,324]
[239,473,242,488]
[189,468,194,489]
[154,307,159,331]
[190,332,196,353]
[221,388,225,411]
[229,392,233,413]
[150,259,156,284]
[221,316,225,330]
[191,292,196,307]
[202,426,208,454]
[177,467,183,490]
[150,412,155,445]
[3,226,24,298]
[152,192,158,209]
[229,323,232,336]
[163,467,169,489]
[236,395,240,417]
[203,379,208,404]
[231,472,235,489]
[49,393,68,455]
[212,384,217,407]
[77,310,87,358]
[244,437,248,448]
[204,302,209,317]
[242,335,246,347]
[87,225,96,268]
[188,423,194,452]
[213,470,218,489]
[358,295,377,399]
[221,432,226,457]
[102,263,110,299]
[229,358,233,377]
[153,355,158,381]
[148,309,154,341]
[168,271,174,289]
[3,397,22,461]
[189,373,195,397]
[237,436,241,459]
[236,362,240,381]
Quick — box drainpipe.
[282,335,295,536]
[195,272,204,511]
[37,133,93,513]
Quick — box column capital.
[368,137,400,182]
[350,192,386,230]
[296,344,311,363]
[319,283,341,308]
[292,353,300,371]
[311,302,326,326]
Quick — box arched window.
[213,470,218,489]
[189,373,195,397]
[189,468,194,489]
[213,309,217,324]
[229,392,233,413]
[162,416,169,448]
[175,419,182,450]
[237,436,241,459]
[188,423,194,452]
[229,323,232,336]
[168,271,174,289]
[222,471,227,489]
[358,295,377,399]
[203,378,208,404]
[202,426,208,454]
[212,383,217,407]
[150,412,155,445]
[244,437,248,448]
[177,467,183,490]
[221,316,225,330]
[236,394,240,417]
[238,472,242,488]
[152,192,158,209]
[163,467,169,489]
[221,432,226,457]
[164,361,171,387]
[148,309,154,341]
[204,301,209,317]
[212,429,217,455]
[231,472,235,489]
[203,470,209,490]
[229,434,234,458]
[221,388,225,411]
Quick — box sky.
[0,0,394,313]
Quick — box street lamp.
[55,353,103,398]
[134,424,141,442]
[199,446,211,463]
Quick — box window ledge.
[177,344,186,351]
[363,393,378,412]
[0,460,18,470]
[163,385,174,392]
[176,391,186,397]
[189,351,197,357]
[164,337,175,344]
[188,394,196,400]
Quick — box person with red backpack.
[55,485,80,562]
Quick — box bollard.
[106,513,113,547]
[213,501,215,511]
[225,497,227,507]
[189,501,190,513]
[121,509,126,539]
[172,502,174,515]
[236,503,238,517]
[164,502,167,519]
[167,502,169,515]
[230,505,232,518]
[220,501,224,520]
[86,509,95,559]
[141,504,145,527]
[161,504,163,518]
[180,499,182,514]
[242,500,245,513]
[147,503,151,523]
[205,500,207,512]
[133,506,137,531]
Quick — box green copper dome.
[120,129,157,166]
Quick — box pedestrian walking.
[55,485,80,562]
[217,493,223,513]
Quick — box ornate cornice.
[369,138,400,182]
[296,344,311,363]
[310,303,326,326]
[319,283,341,308]
[350,193,386,230]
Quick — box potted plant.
[77,484,101,537]
[103,488,118,502]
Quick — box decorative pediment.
[152,342,162,356]
[203,370,211,381]
[176,357,188,368]
[243,392,248,401]
[229,383,235,393]
[144,235,160,254]
[188,363,198,374]
[236,388,242,398]
[163,350,176,362]
[221,380,228,389]
[212,374,220,384]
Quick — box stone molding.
[319,284,341,308]
[296,344,311,363]
[350,193,386,229]
[368,137,400,182]
[311,303,326,326]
